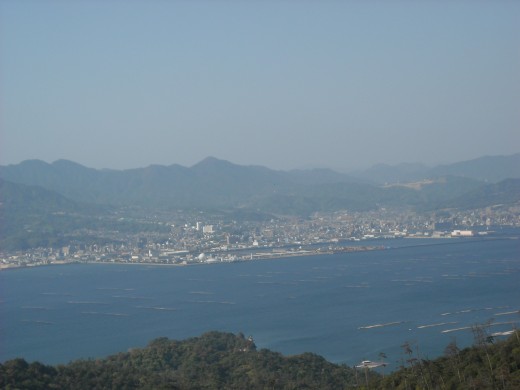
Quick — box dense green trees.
[2,330,519,389]
[0,332,358,389]
[0,358,58,389]
[373,329,520,389]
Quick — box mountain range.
[350,153,520,184]
[1,153,519,215]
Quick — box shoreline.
[2,237,519,369]
[0,245,386,271]
[2,235,517,272]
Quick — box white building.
[451,230,474,237]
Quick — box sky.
[1,1,519,172]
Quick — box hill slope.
[375,329,520,389]
[354,153,520,184]
[438,178,520,210]
[0,158,386,212]
[2,330,519,389]
[0,179,168,251]
[1,156,518,215]
[0,179,90,250]
[430,153,520,182]
[0,332,359,389]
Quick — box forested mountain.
[353,153,520,184]
[2,155,518,216]
[0,157,368,210]
[0,179,90,250]
[0,332,360,389]
[2,330,519,389]
[0,179,168,251]
[351,162,431,184]
[429,153,520,183]
[0,178,80,215]
[437,178,520,210]
[374,329,520,389]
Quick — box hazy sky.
[1,1,519,171]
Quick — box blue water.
[1,237,519,370]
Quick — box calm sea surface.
[1,236,519,369]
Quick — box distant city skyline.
[1,1,519,172]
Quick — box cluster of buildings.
[1,205,518,270]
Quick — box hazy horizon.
[1,1,519,172]
[3,151,520,175]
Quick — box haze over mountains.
[350,153,520,184]
[1,153,519,215]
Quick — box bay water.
[1,236,519,370]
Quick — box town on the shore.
[1,206,518,270]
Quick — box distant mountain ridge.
[352,153,520,184]
[0,157,364,211]
[351,162,431,184]
[0,178,110,250]
[429,153,520,182]
[1,153,519,215]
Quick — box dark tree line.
[373,326,520,389]
[0,332,359,389]
[2,329,519,389]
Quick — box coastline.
[2,234,517,272]
[0,244,386,271]
[2,237,519,368]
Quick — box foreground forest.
[1,330,520,389]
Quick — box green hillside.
[0,179,168,251]
[2,330,519,389]
[0,332,360,389]
[4,157,517,215]
[374,328,520,389]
